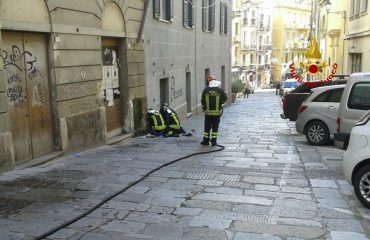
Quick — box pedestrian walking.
[200,74,227,146]
[276,82,281,95]
[243,87,250,98]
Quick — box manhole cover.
[44,170,86,180]
[184,172,240,182]
[306,169,343,179]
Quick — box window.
[183,0,194,28]
[348,83,370,110]
[202,0,215,32]
[243,10,248,26]
[361,0,368,12]
[312,88,344,102]
[220,2,229,34]
[355,0,361,15]
[351,54,362,73]
[153,0,173,21]
[350,0,355,17]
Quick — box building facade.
[271,0,311,82]
[232,0,273,89]
[144,0,232,119]
[344,0,370,73]
[0,0,147,172]
[318,0,347,75]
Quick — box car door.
[311,87,345,135]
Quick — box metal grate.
[202,209,272,223]
[44,170,86,180]
[184,172,240,182]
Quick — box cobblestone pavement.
[0,91,370,240]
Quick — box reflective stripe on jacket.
[168,112,181,129]
[201,87,227,116]
[149,112,166,131]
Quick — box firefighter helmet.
[207,74,216,81]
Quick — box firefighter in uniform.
[201,74,227,146]
[160,103,192,136]
[147,109,167,137]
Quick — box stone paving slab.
[0,92,369,240]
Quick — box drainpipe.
[195,1,198,114]
[137,0,150,43]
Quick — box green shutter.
[168,0,173,21]
[153,0,161,19]
[190,0,195,28]
[210,0,215,31]
[202,0,207,31]
[183,0,188,27]
[220,3,225,34]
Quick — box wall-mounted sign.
[289,36,338,87]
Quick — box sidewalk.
[1,92,369,240]
[0,105,213,239]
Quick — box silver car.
[295,84,345,145]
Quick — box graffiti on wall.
[171,76,183,100]
[0,46,45,108]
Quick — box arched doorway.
[1,0,54,163]
[101,2,126,138]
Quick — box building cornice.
[346,30,370,39]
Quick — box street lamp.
[324,0,331,13]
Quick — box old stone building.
[0,0,147,172]
[143,0,232,119]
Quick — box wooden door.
[102,38,122,134]
[2,32,53,163]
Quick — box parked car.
[334,72,370,149]
[295,85,345,145]
[342,110,370,208]
[281,75,349,121]
[279,79,302,96]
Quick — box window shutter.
[191,0,195,28]
[202,0,207,30]
[220,3,225,34]
[210,0,216,31]
[183,0,188,27]
[225,4,229,34]
[168,0,173,21]
[153,0,161,19]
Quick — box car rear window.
[312,88,344,103]
[283,81,301,88]
[348,83,370,110]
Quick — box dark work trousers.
[203,115,220,144]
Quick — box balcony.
[242,44,257,50]
[233,36,241,43]
[258,45,272,51]
[232,10,242,18]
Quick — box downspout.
[195,1,198,114]
[44,0,62,151]
[137,0,150,43]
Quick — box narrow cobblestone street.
[0,91,369,240]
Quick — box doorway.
[160,77,169,105]
[2,32,54,163]
[186,72,191,113]
[205,68,210,87]
[102,38,123,137]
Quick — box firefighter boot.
[211,139,218,146]
[200,138,209,146]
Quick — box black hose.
[34,144,225,240]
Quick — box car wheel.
[305,121,330,145]
[353,165,370,209]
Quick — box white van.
[334,73,370,149]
